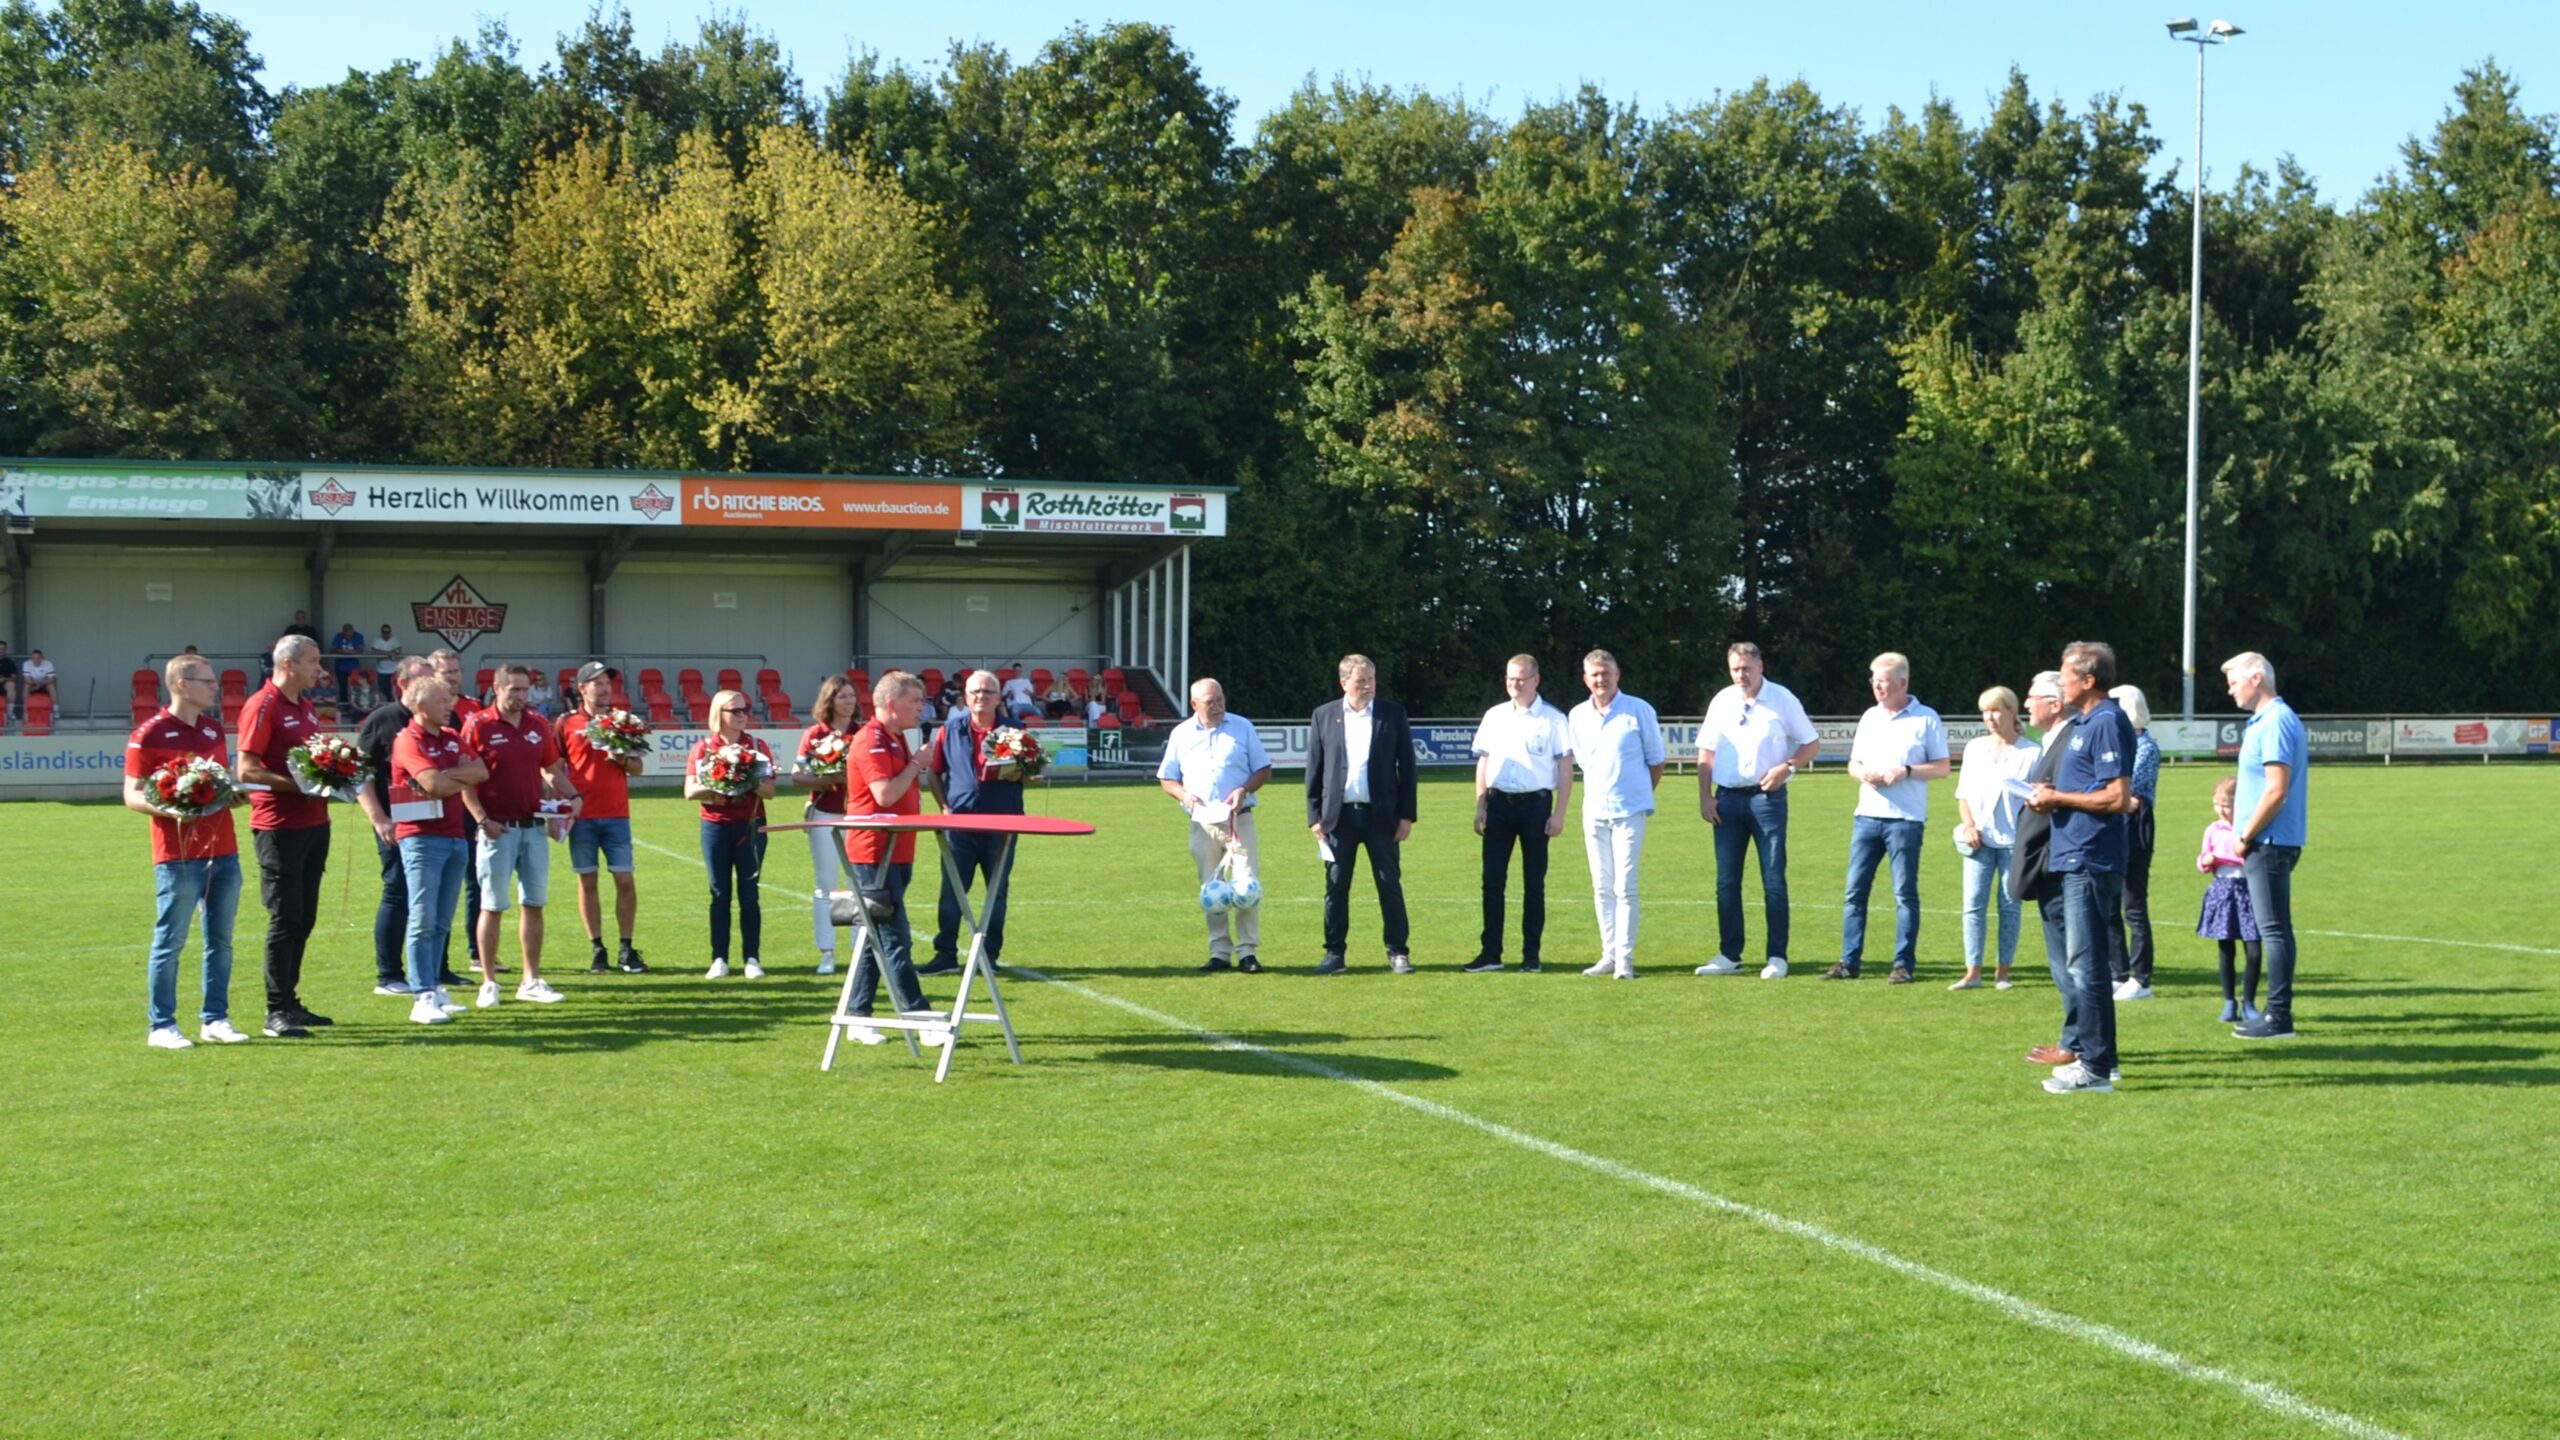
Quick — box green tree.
[0,0,272,186]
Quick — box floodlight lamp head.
[2167,17,2199,34]
[2208,19,2242,36]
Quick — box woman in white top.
[1950,685,2041,991]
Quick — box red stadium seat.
[918,668,943,696]
[610,683,631,709]
[132,697,159,724]
[220,696,243,730]
[25,694,53,736]
[475,667,494,695]
[1097,711,1120,729]
[219,669,248,698]
[685,694,710,725]
[645,694,675,725]
[1031,667,1054,693]
[755,667,781,692]
[1102,667,1127,699]
[557,667,579,697]
[132,668,158,695]
[1117,691,1142,722]
[716,667,743,694]
[767,701,798,726]
[677,667,705,698]
[997,666,1019,686]
[1067,667,1091,699]
[638,667,666,697]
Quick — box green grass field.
[8,764,2555,1437]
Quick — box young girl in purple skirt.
[2195,776,2264,1024]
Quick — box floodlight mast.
[2170,17,2240,720]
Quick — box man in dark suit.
[1306,654,1419,974]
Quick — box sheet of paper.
[1316,832,1335,864]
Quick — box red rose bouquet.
[287,732,370,803]
[588,708,651,761]
[988,726,1048,781]
[696,740,771,798]
[800,731,853,783]
[148,755,241,819]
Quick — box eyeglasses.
[177,673,216,687]
[718,705,750,714]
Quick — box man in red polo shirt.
[461,663,579,1007]
[431,648,487,968]
[558,662,645,973]
[234,634,334,1038]
[125,654,251,1048]
[841,670,936,1039]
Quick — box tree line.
[4,1,2555,714]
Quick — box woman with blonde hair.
[1949,684,2041,990]
[797,673,864,976]
[683,689,776,979]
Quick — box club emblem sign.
[308,477,358,516]
[412,575,508,651]
[980,490,1021,528]
[631,482,676,521]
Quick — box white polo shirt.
[1849,697,1949,821]
[1698,678,1817,788]
[1472,697,1572,794]
[1568,692,1665,820]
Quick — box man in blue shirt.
[923,670,1024,977]
[2222,651,2309,1039]
[1157,678,1273,973]
[2025,642,2136,1094]
[1567,650,1665,979]
[329,623,365,705]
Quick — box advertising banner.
[962,484,1226,537]
[0,733,132,790]
[2392,718,2494,753]
[680,477,961,530]
[1,462,690,525]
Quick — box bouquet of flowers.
[800,732,853,784]
[587,708,652,761]
[287,732,370,803]
[988,726,1048,781]
[147,755,240,820]
[695,740,771,798]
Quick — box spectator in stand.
[431,649,485,968]
[1084,689,1107,727]
[124,654,250,1048]
[524,670,555,719]
[1950,685,2041,992]
[345,668,379,716]
[939,672,967,714]
[330,623,365,703]
[460,664,577,1007]
[370,625,402,688]
[2107,685,2162,1002]
[841,670,939,1040]
[21,647,55,706]
[796,674,864,976]
[1001,669,1040,721]
[924,670,1024,978]
[283,610,320,643]
[1830,652,1951,983]
[558,662,646,973]
[1042,672,1076,720]
[357,657,445,996]
[233,635,336,1039]
[685,689,776,979]
[388,676,488,1025]
[0,640,18,723]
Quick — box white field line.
[636,833,2410,1439]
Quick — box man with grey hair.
[1567,649,1665,979]
[234,634,336,1036]
[1307,654,1418,974]
[2024,642,2136,1094]
[923,670,1023,977]
[2222,651,2308,1040]
[1158,678,1273,973]
[1829,651,1950,982]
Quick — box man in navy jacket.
[1306,654,1419,974]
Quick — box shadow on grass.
[321,985,840,1052]
[2313,983,2544,999]
[2335,1011,2560,1035]
[1086,1044,1458,1083]
[2136,1038,2559,1087]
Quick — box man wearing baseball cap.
[559,662,647,973]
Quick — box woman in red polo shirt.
[684,689,776,979]
[797,674,863,976]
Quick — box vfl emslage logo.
[412,575,508,652]
[631,482,675,522]
[308,478,357,516]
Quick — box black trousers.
[1478,789,1553,964]
[373,835,408,984]
[2107,806,2157,984]
[1321,805,1409,955]
[255,824,330,1011]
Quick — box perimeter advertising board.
[963,485,1225,537]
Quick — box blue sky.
[215,1,2554,204]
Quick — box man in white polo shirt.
[1695,642,1821,980]
[1567,649,1664,979]
[1830,651,1951,982]
[1463,654,1574,974]
[1156,677,1273,974]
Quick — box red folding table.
[765,812,1096,1082]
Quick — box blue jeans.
[932,830,1014,965]
[1959,842,2020,971]
[2244,844,2302,1020]
[850,860,928,1014]
[2043,869,2120,1071]
[399,835,469,993]
[700,819,766,961]
[148,855,241,1030]
[1712,787,1791,961]
[1840,816,1923,972]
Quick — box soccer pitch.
[8,765,2554,1437]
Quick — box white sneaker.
[410,995,453,1025]
[2042,1061,2113,1094]
[199,1019,252,1044]
[815,953,836,976]
[516,979,564,1004]
[432,988,465,1017]
[1995,977,2015,990]
[476,980,502,1009]
[2118,982,2153,1001]
[743,959,765,979]
[705,959,729,980]
[1695,956,1743,976]
[1582,959,1616,976]
[373,981,414,996]
[1760,957,1790,980]
[1613,966,1638,980]
[847,1023,886,1046]
[147,1026,194,1050]
[2111,978,2139,1001]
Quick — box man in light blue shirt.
[2223,651,2309,1039]
[1829,651,1950,981]
[1157,677,1273,974]
[1567,650,1664,979]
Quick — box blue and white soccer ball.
[1229,877,1262,911]
[1199,879,1238,914]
